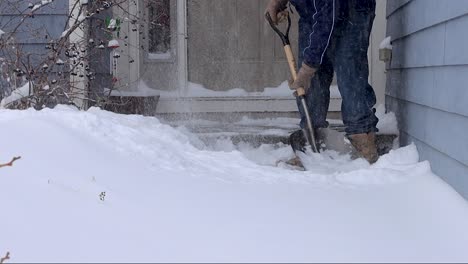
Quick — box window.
[148,0,171,59]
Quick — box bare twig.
[0,252,10,264]
[0,157,21,168]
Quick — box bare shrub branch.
[0,157,21,168]
[0,252,10,264]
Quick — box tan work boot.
[348,132,379,164]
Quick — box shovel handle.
[265,13,306,97]
[265,12,291,45]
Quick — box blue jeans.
[296,8,379,135]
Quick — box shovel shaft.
[284,45,297,80]
[284,45,306,97]
[284,45,319,152]
[301,97,319,153]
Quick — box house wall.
[0,1,69,62]
[385,0,468,199]
[0,1,69,95]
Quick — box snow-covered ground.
[1,106,468,262]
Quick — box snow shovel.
[266,12,355,155]
[265,12,319,153]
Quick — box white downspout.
[69,0,89,109]
[177,0,188,95]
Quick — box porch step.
[157,111,342,123]
[162,117,397,156]
[155,96,342,114]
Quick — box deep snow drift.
[1,106,468,262]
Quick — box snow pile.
[234,116,299,129]
[78,14,87,22]
[1,106,468,262]
[31,0,54,12]
[0,82,31,108]
[148,52,172,60]
[380,36,393,50]
[107,39,119,48]
[60,28,70,38]
[110,80,342,99]
[179,81,341,98]
[376,104,399,135]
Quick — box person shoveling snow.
[1,106,468,262]
[266,0,380,165]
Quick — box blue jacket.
[290,0,376,67]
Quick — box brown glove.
[265,0,289,25]
[289,62,317,92]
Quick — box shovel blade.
[317,127,356,155]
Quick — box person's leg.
[334,3,378,136]
[297,18,334,130]
[334,1,379,163]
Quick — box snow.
[1,106,468,262]
[61,28,70,38]
[181,81,341,98]
[0,29,5,37]
[77,14,87,22]
[112,80,342,98]
[107,19,117,30]
[376,104,399,135]
[148,52,172,60]
[234,116,301,129]
[31,0,53,12]
[380,36,393,50]
[107,39,119,48]
[191,103,395,134]
[180,81,341,98]
[0,82,32,108]
[31,4,41,12]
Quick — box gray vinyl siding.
[0,1,69,63]
[386,0,468,199]
[0,1,69,99]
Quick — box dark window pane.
[148,0,171,55]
